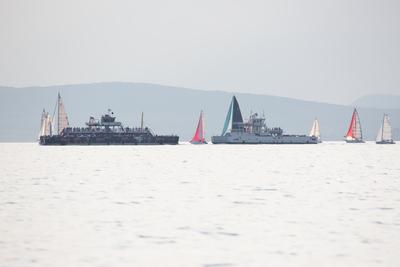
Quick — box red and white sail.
[190,111,206,144]
[345,108,363,141]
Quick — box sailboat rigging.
[345,108,364,143]
[376,114,395,144]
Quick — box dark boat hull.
[376,140,395,144]
[345,139,365,143]
[40,133,179,145]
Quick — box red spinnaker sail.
[191,111,205,143]
[346,109,356,138]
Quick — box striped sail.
[345,108,363,141]
[57,93,69,134]
[376,114,393,142]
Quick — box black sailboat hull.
[376,140,395,144]
[345,139,365,143]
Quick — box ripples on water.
[0,142,399,267]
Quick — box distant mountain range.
[0,82,399,141]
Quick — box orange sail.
[190,111,207,144]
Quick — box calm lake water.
[1,142,399,267]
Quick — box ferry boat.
[376,114,395,144]
[39,94,179,145]
[345,108,365,143]
[211,96,318,144]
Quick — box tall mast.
[356,108,363,140]
[353,109,358,138]
[141,112,144,131]
[201,110,205,141]
[57,92,60,134]
[381,114,385,141]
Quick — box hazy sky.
[1,0,399,104]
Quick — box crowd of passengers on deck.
[62,127,150,134]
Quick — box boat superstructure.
[309,118,322,143]
[190,110,207,144]
[211,96,318,144]
[39,94,179,145]
[376,114,395,144]
[345,108,364,143]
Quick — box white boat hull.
[212,132,318,144]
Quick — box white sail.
[57,93,69,134]
[38,109,47,138]
[376,114,392,142]
[309,119,320,138]
[45,114,52,136]
[39,109,52,138]
[354,109,363,140]
[376,124,383,142]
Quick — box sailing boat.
[221,95,244,135]
[38,93,69,140]
[345,108,364,143]
[376,114,395,144]
[190,110,207,144]
[38,109,53,138]
[309,118,321,143]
